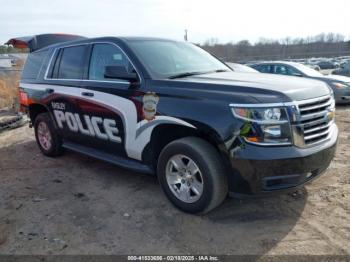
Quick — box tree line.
[1,32,349,61]
[0,45,28,54]
[200,33,350,62]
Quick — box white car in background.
[226,62,259,73]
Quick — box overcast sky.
[0,0,348,44]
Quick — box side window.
[52,45,87,79]
[274,65,288,75]
[22,50,48,79]
[88,43,134,81]
[258,65,272,73]
[286,66,301,76]
[274,65,300,76]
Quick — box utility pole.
[184,29,188,41]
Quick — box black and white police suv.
[15,34,338,214]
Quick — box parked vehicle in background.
[330,58,341,69]
[0,55,13,69]
[317,60,337,70]
[339,59,349,68]
[250,61,350,104]
[226,62,259,73]
[333,61,350,77]
[304,63,321,71]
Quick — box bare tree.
[201,33,349,62]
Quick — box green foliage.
[0,45,29,54]
[240,122,252,137]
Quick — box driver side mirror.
[104,66,138,81]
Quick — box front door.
[75,43,143,159]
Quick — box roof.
[251,61,302,66]
[37,36,182,52]
[6,34,182,53]
[119,36,178,42]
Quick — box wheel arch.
[142,123,231,173]
[28,103,51,124]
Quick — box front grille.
[295,95,334,147]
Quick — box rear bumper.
[227,125,338,196]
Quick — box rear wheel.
[34,113,63,157]
[157,137,228,214]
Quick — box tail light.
[19,90,29,106]
[18,90,32,113]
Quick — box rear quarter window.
[22,50,48,79]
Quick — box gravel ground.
[0,107,349,255]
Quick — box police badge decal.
[142,92,159,121]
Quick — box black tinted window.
[88,43,133,81]
[56,45,86,79]
[256,65,272,73]
[22,50,48,79]
[273,65,300,76]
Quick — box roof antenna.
[184,29,188,41]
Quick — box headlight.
[231,106,292,145]
[232,107,288,123]
[331,82,348,89]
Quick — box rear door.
[45,44,90,144]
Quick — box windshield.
[293,63,323,77]
[128,40,231,78]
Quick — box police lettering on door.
[51,102,121,143]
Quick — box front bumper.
[227,124,338,196]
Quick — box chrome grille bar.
[300,110,329,122]
[294,94,335,147]
[299,100,332,112]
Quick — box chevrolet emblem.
[327,111,335,121]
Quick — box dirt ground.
[0,107,349,256]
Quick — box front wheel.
[157,137,228,214]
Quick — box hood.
[179,71,331,102]
[322,74,350,83]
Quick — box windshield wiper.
[168,69,230,79]
[168,71,208,79]
[214,69,230,73]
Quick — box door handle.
[46,88,54,94]
[81,92,94,97]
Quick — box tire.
[34,112,63,157]
[157,137,228,214]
